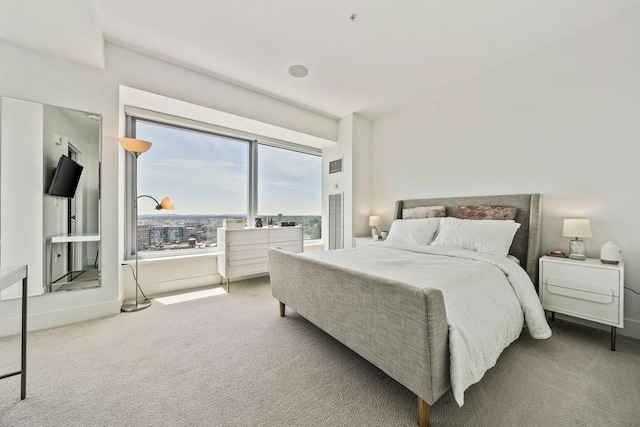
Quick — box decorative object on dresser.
[120,137,175,313]
[600,241,621,265]
[539,255,623,351]
[255,218,263,228]
[368,215,380,238]
[217,226,303,292]
[562,218,592,260]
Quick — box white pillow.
[430,217,521,257]
[506,254,521,265]
[385,218,441,245]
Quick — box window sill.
[123,240,323,265]
[123,251,217,265]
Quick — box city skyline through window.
[128,119,322,256]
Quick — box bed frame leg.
[279,301,286,317]
[417,397,431,427]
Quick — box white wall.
[322,113,373,249]
[0,98,44,298]
[352,115,373,239]
[323,116,353,249]
[370,12,640,338]
[0,40,338,336]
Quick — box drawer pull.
[546,277,616,297]
[228,258,269,267]
[546,283,613,304]
[228,243,268,251]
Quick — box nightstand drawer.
[542,262,619,296]
[542,282,620,324]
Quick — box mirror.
[43,105,101,293]
[0,97,101,298]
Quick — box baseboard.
[554,314,640,340]
[0,299,121,337]
[124,274,222,300]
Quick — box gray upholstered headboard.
[394,194,542,285]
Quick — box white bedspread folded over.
[302,242,551,406]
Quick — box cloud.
[135,122,321,215]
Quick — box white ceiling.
[1,1,638,120]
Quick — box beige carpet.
[1,277,639,426]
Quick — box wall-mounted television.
[46,155,83,198]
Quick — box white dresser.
[539,255,624,350]
[217,226,303,290]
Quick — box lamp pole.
[121,151,151,312]
[119,138,174,313]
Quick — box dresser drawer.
[542,282,620,325]
[268,227,302,242]
[542,262,619,296]
[227,259,269,276]
[227,248,268,262]
[225,229,268,243]
[228,242,268,252]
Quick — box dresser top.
[540,255,623,270]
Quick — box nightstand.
[353,236,384,248]
[539,256,624,351]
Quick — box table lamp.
[369,215,380,239]
[562,218,592,260]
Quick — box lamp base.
[569,239,586,256]
[121,300,151,312]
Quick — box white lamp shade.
[562,218,593,238]
[369,216,380,227]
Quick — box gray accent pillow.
[402,206,446,219]
[455,205,518,221]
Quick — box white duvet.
[305,242,551,406]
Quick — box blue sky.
[135,121,321,216]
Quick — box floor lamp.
[119,138,174,312]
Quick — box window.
[257,144,322,240]
[125,115,321,259]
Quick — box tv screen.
[46,155,83,198]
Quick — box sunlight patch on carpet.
[155,287,227,305]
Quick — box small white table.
[0,265,28,399]
[353,236,385,248]
[539,256,624,351]
[49,234,100,292]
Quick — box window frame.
[124,110,321,260]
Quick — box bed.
[269,194,550,426]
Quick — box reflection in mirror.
[44,106,101,293]
[0,97,101,300]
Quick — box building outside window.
[126,117,321,259]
